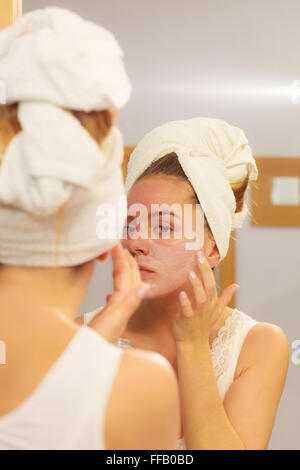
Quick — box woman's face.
[122,176,215,298]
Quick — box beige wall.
[23,0,300,450]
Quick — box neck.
[126,289,233,350]
[129,292,180,336]
[0,262,94,329]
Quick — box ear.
[206,240,220,269]
[97,251,109,262]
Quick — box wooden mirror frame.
[250,157,300,227]
[0,0,22,29]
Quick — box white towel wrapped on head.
[0,7,130,267]
[0,6,130,110]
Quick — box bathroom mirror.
[251,157,300,226]
[271,176,300,206]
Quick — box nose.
[124,237,150,257]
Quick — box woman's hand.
[172,251,239,345]
[88,243,150,343]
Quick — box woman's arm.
[172,251,289,450]
[176,322,289,450]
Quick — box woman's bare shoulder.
[110,347,178,403]
[104,348,180,449]
[244,322,289,358]
[236,321,290,378]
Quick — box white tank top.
[114,308,259,450]
[0,326,124,450]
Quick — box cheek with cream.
[122,176,207,299]
[136,239,199,299]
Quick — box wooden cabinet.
[0,0,22,29]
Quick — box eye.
[123,225,135,234]
[154,224,172,233]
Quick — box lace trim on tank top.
[115,307,243,375]
[176,308,256,450]
[210,308,242,379]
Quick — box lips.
[138,264,155,273]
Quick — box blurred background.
[23,0,300,449]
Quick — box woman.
[114,118,289,450]
[0,8,180,450]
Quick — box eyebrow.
[127,210,181,221]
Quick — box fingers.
[188,270,206,307]
[105,290,126,307]
[178,291,194,318]
[122,248,134,285]
[111,243,131,292]
[194,251,217,298]
[125,248,142,287]
[114,283,151,323]
[90,282,151,343]
[218,284,240,312]
[109,245,145,317]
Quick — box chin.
[143,285,179,299]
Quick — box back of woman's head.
[0,7,131,268]
[0,105,114,160]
